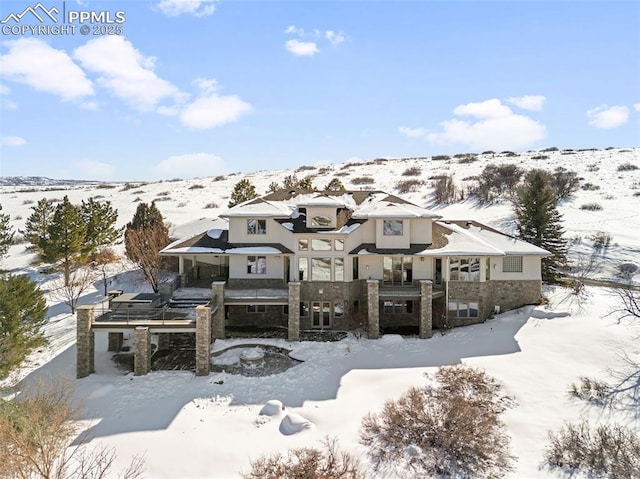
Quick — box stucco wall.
[375,219,411,249]
[489,255,543,281]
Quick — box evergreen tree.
[0,204,13,261]
[47,196,87,286]
[228,179,258,208]
[0,274,47,378]
[22,198,55,258]
[297,175,316,191]
[80,198,121,255]
[124,202,170,292]
[267,181,280,193]
[282,174,299,190]
[515,169,567,282]
[325,178,346,191]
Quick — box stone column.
[157,333,171,351]
[195,305,211,376]
[76,305,95,378]
[367,280,380,339]
[134,326,151,376]
[419,280,433,339]
[107,332,123,352]
[288,282,300,341]
[211,281,226,340]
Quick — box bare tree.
[124,225,169,293]
[50,264,95,314]
[89,248,119,297]
[613,286,640,323]
[0,376,144,479]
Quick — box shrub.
[544,420,640,478]
[351,176,375,185]
[590,231,612,250]
[481,150,495,155]
[531,155,549,160]
[189,184,205,190]
[432,175,457,203]
[501,151,518,157]
[157,191,170,196]
[95,183,116,189]
[396,179,424,194]
[582,182,601,191]
[616,262,638,278]
[550,167,580,199]
[587,163,600,172]
[617,163,638,172]
[580,202,602,211]
[242,438,364,479]
[476,164,524,203]
[402,166,421,176]
[360,365,514,479]
[542,146,559,152]
[569,377,611,405]
[213,175,226,182]
[456,155,478,164]
[431,155,450,161]
[153,196,171,202]
[295,165,316,172]
[204,202,219,209]
[22,199,34,205]
[121,182,145,192]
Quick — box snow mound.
[379,334,404,343]
[259,400,285,416]
[279,412,314,435]
[240,348,265,361]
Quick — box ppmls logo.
[2,2,126,36]
[1,2,59,23]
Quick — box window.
[300,302,309,317]
[352,257,359,280]
[502,255,523,273]
[334,257,344,281]
[298,257,309,280]
[247,255,266,274]
[334,301,344,318]
[334,239,344,251]
[298,239,308,251]
[383,300,413,314]
[247,219,266,234]
[450,257,480,281]
[311,215,332,227]
[311,257,331,281]
[383,219,403,236]
[448,301,479,318]
[311,238,332,251]
[247,304,266,313]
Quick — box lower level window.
[448,301,479,318]
[383,300,413,314]
[247,304,266,313]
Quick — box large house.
[77,189,549,378]
[160,189,548,338]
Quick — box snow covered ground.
[1,147,639,478]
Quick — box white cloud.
[74,36,181,111]
[325,30,345,45]
[194,77,218,94]
[285,39,319,56]
[156,0,217,17]
[453,98,512,118]
[0,84,17,110]
[0,85,9,95]
[2,136,26,147]
[180,93,252,130]
[506,95,546,111]
[587,104,629,129]
[399,126,429,138]
[151,153,229,180]
[284,25,304,36]
[426,99,547,150]
[633,103,640,112]
[0,38,93,101]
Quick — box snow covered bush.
[242,437,364,479]
[544,420,640,478]
[360,365,515,479]
[569,376,611,405]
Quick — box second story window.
[383,219,403,236]
[247,219,266,235]
[247,255,267,274]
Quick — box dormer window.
[383,219,403,236]
[311,215,332,227]
[247,219,266,234]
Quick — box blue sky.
[1,0,639,181]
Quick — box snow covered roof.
[414,221,550,257]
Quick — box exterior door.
[312,301,331,328]
[384,256,412,286]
